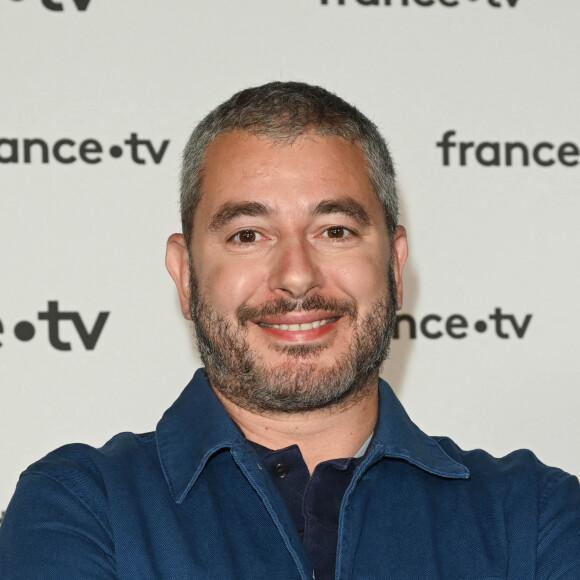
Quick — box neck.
[212,378,379,474]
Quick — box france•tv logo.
[11,0,92,11]
[320,0,520,7]
[0,302,109,351]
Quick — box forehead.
[196,130,377,216]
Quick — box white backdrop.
[1,0,579,518]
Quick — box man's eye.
[231,230,262,244]
[323,226,351,239]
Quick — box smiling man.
[166,128,406,470]
[1,82,579,579]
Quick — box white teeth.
[259,318,336,331]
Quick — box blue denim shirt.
[1,369,579,579]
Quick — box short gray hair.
[180,81,398,249]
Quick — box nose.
[268,238,322,299]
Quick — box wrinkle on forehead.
[197,131,380,232]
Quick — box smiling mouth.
[258,317,339,332]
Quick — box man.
[1,82,579,579]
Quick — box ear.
[165,233,192,320]
[391,225,408,310]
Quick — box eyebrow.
[207,197,372,231]
[311,198,371,226]
[208,201,271,231]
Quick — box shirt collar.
[156,370,469,503]
[371,379,470,480]
[156,369,245,503]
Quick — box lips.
[258,317,338,332]
[238,295,357,327]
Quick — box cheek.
[326,253,390,303]
[197,259,267,312]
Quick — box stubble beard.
[188,265,398,414]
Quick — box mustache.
[238,294,357,325]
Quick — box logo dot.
[109,145,123,158]
[474,320,487,333]
[14,321,35,341]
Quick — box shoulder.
[12,431,157,523]
[434,435,575,487]
[0,432,156,578]
[434,436,580,528]
[20,430,157,494]
[24,430,155,475]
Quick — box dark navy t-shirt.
[249,441,366,580]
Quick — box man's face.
[173,130,407,413]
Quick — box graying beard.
[188,267,397,413]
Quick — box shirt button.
[273,463,290,478]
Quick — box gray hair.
[180,81,398,249]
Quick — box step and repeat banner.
[1,0,578,520]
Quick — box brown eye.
[233,230,260,243]
[326,227,346,239]
[240,230,256,242]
